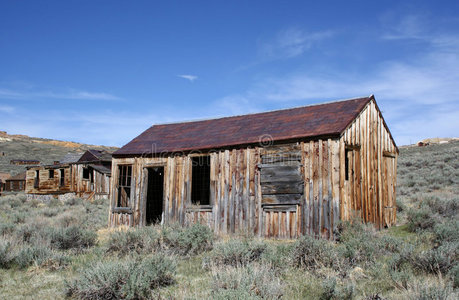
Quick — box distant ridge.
[0,130,118,175]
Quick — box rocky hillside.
[0,131,118,175]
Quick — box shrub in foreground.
[290,235,339,271]
[319,276,355,300]
[0,238,15,268]
[211,263,283,299]
[406,207,437,232]
[67,254,175,300]
[107,227,160,256]
[412,242,458,275]
[203,239,267,268]
[49,225,97,250]
[14,244,53,269]
[161,223,214,256]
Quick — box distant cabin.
[26,150,112,201]
[10,159,40,165]
[0,172,11,193]
[109,95,398,239]
[5,171,26,192]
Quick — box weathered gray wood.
[261,182,303,194]
[262,193,302,204]
[261,153,301,164]
[261,174,302,183]
[262,204,297,212]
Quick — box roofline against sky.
[148,94,375,127]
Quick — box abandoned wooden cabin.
[109,95,398,239]
[0,172,11,194]
[26,150,112,200]
[5,171,26,192]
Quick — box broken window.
[49,169,54,179]
[83,167,90,180]
[60,169,65,187]
[191,156,210,205]
[117,165,132,208]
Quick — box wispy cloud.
[0,86,121,101]
[177,74,198,82]
[212,16,459,145]
[260,27,334,60]
[381,14,426,40]
[0,104,15,113]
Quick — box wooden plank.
[261,174,303,184]
[223,150,230,234]
[339,139,346,221]
[331,140,340,236]
[261,154,302,164]
[261,182,304,194]
[262,193,302,204]
[383,151,396,158]
[313,141,320,237]
[318,140,323,237]
[308,140,314,235]
[302,141,309,235]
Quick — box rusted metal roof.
[114,96,373,156]
[78,149,112,163]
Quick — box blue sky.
[0,0,458,146]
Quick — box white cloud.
[381,14,426,40]
[177,75,198,82]
[0,86,121,101]
[0,104,14,113]
[211,18,459,146]
[260,27,334,60]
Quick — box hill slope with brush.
[0,131,118,175]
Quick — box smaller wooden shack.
[71,150,112,200]
[5,171,26,192]
[0,172,11,193]
[26,150,112,200]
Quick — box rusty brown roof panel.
[113,96,372,156]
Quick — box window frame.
[49,169,54,179]
[82,167,90,180]
[190,155,211,206]
[116,164,133,208]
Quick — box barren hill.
[0,131,118,175]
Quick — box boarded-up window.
[117,165,132,207]
[191,156,210,205]
[260,145,303,205]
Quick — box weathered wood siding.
[71,164,110,197]
[109,143,341,238]
[25,166,72,194]
[109,99,397,237]
[340,100,397,228]
[5,180,25,191]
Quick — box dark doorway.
[146,167,164,225]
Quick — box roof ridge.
[151,95,372,127]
